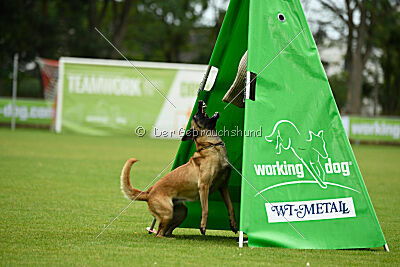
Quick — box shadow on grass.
[173,234,237,244]
[338,247,384,252]
[99,230,238,247]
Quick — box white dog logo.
[265,120,328,189]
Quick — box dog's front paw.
[230,220,238,234]
[200,227,206,235]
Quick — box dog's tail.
[120,158,149,201]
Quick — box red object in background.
[37,58,59,101]
[37,58,59,128]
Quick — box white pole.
[11,53,19,131]
[239,231,244,248]
[146,217,157,234]
[384,243,390,252]
[198,65,211,93]
[245,71,251,100]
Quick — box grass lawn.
[0,128,399,266]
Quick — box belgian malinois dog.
[120,100,237,237]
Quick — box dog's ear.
[197,100,206,115]
[182,129,193,141]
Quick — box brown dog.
[120,100,237,237]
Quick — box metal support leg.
[146,217,157,234]
[384,243,390,252]
[198,65,211,93]
[239,231,244,248]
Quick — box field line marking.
[95,158,175,239]
[94,27,176,109]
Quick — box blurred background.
[0,0,399,141]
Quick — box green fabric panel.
[0,98,52,125]
[241,0,386,248]
[348,116,400,142]
[173,0,249,230]
[60,63,176,136]
[209,0,248,68]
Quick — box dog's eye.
[278,13,285,22]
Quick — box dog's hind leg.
[148,196,174,237]
[164,201,187,237]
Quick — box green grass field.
[0,128,399,266]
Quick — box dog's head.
[182,100,220,141]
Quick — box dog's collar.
[197,141,225,152]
